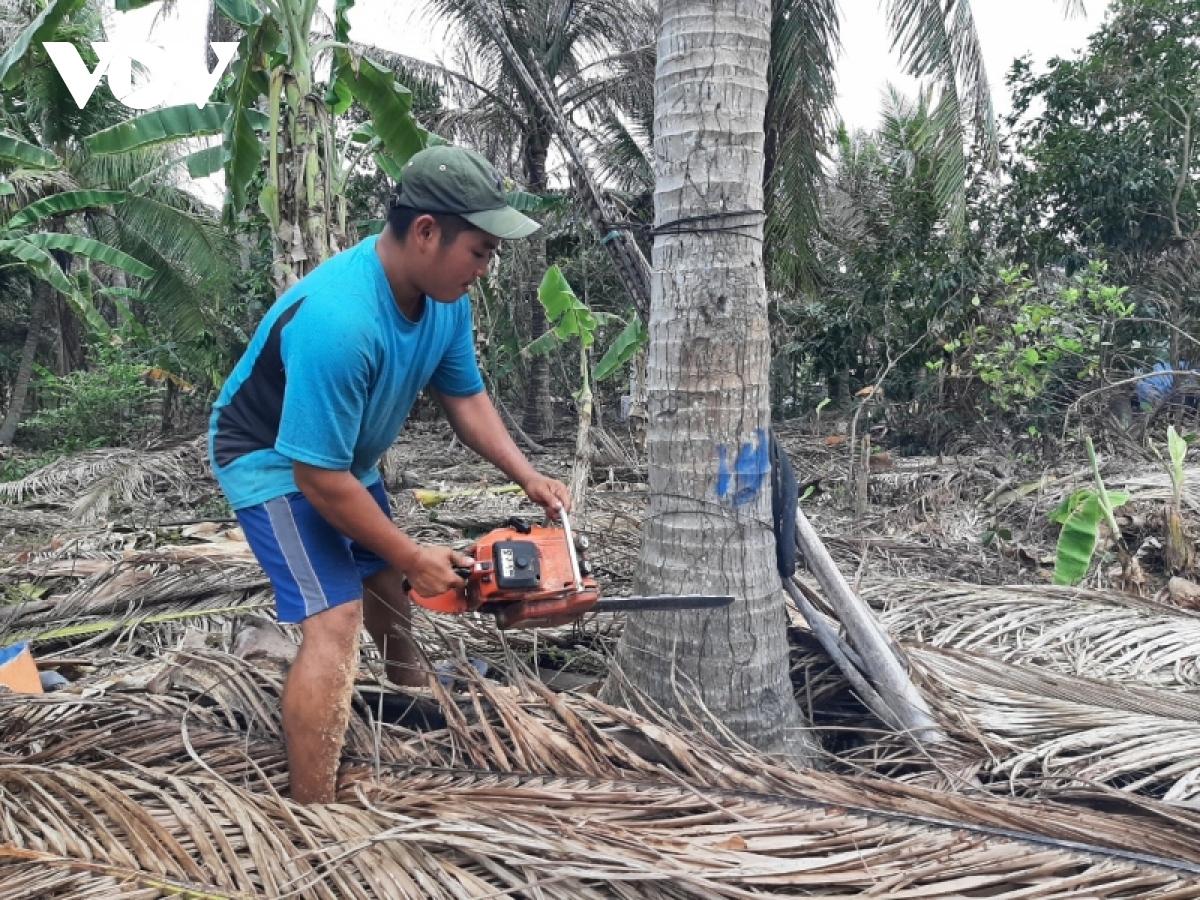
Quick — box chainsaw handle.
[401,561,476,615]
[401,565,473,595]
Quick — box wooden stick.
[793,506,946,745]
[782,579,901,732]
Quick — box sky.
[369,1,1108,132]
[108,1,1108,132]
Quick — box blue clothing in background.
[1137,361,1195,407]
[208,235,484,510]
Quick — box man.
[208,145,570,804]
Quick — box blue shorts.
[235,479,392,624]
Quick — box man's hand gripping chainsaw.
[405,508,733,629]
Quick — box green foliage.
[0,132,59,169]
[1049,438,1129,585]
[1167,424,1189,508]
[593,314,648,382]
[535,265,597,350]
[0,0,86,89]
[529,264,647,384]
[1002,0,1200,267]
[1050,489,1129,585]
[0,451,60,483]
[0,0,241,405]
[779,94,994,414]
[22,342,163,451]
[85,105,244,155]
[959,262,1133,417]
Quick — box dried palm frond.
[872,579,1200,691]
[821,534,1031,585]
[905,644,1200,804]
[1,549,271,646]
[0,505,71,535]
[1114,468,1200,515]
[0,437,209,521]
[7,650,1200,897]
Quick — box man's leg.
[282,600,362,804]
[361,567,425,686]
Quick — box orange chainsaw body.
[408,522,600,629]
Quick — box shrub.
[22,343,163,451]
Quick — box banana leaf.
[1050,489,1130,585]
[0,0,86,89]
[86,104,264,155]
[0,133,59,169]
[594,314,648,382]
[375,151,405,182]
[2,190,129,233]
[98,285,143,302]
[0,238,108,335]
[24,233,154,279]
[0,238,72,294]
[539,265,596,347]
[334,53,424,165]
[334,0,356,42]
[215,0,264,27]
[185,145,225,180]
[506,190,565,213]
[223,24,274,217]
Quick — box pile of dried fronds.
[0,437,211,523]
[785,576,1200,805]
[7,427,1200,895]
[8,644,1200,898]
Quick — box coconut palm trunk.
[607,0,818,760]
[0,282,49,446]
[521,121,554,440]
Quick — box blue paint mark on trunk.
[716,444,731,498]
[716,428,769,507]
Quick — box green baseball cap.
[394,145,540,239]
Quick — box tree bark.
[0,284,50,446]
[607,0,819,761]
[521,237,554,439]
[521,123,555,440]
[463,0,652,318]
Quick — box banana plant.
[0,150,155,446]
[87,0,428,291]
[1049,438,1130,586]
[528,265,647,514]
[1163,425,1195,574]
[0,185,152,335]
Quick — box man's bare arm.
[434,390,571,514]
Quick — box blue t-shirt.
[208,235,484,509]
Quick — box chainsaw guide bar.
[592,595,735,612]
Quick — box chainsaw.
[405,508,734,629]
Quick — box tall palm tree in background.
[394,0,655,441]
